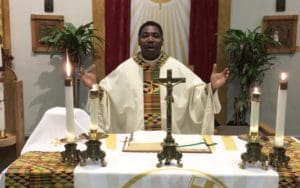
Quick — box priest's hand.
[210,64,229,90]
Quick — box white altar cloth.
[0,107,279,188]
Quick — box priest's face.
[138,25,163,61]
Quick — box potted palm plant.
[40,22,103,107]
[223,26,280,126]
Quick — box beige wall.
[229,0,300,135]
[9,0,92,135]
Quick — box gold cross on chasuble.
[133,52,169,130]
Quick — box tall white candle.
[0,82,5,131]
[89,84,99,131]
[249,87,260,134]
[274,72,288,147]
[65,53,75,143]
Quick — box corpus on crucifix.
[155,69,186,167]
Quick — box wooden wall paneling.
[2,0,11,50]
[3,68,16,135]
[14,80,24,155]
[215,0,231,125]
[92,0,105,82]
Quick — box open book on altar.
[123,130,212,153]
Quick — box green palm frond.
[221,26,281,122]
[222,26,280,89]
[39,22,103,64]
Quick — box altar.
[1,107,299,188]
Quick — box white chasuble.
[98,56,221,135]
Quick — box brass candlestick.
[269,146,290,170]
[155,70,185,168]
[0,130,7,139]
[61,142,81,166]
[80,129,106,167]
[239,132,268,170]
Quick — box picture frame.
[31,14,64,52]
[263,15,298,54]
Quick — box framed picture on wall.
[31,14,64,53]
[263,15,298,54]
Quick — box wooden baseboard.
[259,123,275,136]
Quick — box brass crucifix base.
[157,136,183,168]
[269,147,290,170]
[80,139,106,167]
[61,143,81,166]
[239,142,268,170]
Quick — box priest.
[80,21,229,134]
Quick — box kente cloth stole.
[5,151,75,187]
[133,52,169,130]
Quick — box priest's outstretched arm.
[81,62,229,134]
[188,63,229,134]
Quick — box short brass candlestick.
[155,70,185,168]
[80,129,106,167]
[0,130,7,139]
[269,146,290,170]
[239,132,268,170]
[61,142,81,166]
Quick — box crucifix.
[155,69,185,167]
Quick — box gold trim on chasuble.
[133,51,169,130]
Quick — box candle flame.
[66,53,71,77]
[253,87,260,94]
[280,72,288,81]
[92,84,98,91]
